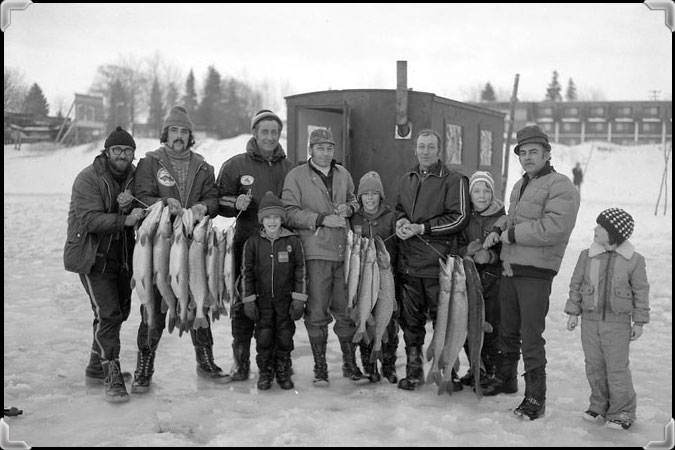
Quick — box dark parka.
[350,204,398,270]
[134,146,218,214]
[64,154,135,274]
[395,161,470,277]
[458,199,506,277]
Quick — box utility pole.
[502,74,520,198]
[648,90,661,101]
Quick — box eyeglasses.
[110,146,135,156]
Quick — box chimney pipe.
[396,60,410,138]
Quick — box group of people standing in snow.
[64,105,649,430]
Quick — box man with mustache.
[132,105,226,393]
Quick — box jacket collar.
[588,240,634,259]
[260,226,296,240]
[246,137,287,163]
[146,146,206,164]
[475,198,505,217]
[522,161,555,180]
[409,160,445,177]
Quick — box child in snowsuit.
[565,208,649,430]
[241,191,308,390]
[457,171,505,388]
[350,171,400,384]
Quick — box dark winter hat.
[163,105,193,132]
[258,191,286,223]
[596,208,634,245]
[469,171,495,193]
[251,109,283,132]
[358,171,385,200]
[514,125,551,155]
[309,128,335,146]
[104,126,136,150]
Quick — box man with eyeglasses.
[132,105,226,392]
[64,126,146,403]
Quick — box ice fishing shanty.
[285,62,506,201]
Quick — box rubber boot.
[102,359,129,403]
[381,335,398,384]
[256,355,274,391]
[339,340,363,380]
[195,346,231,382]
[275,352,294,390]
[397,346,424,391]
[310,338,329,386]
[514,368,546,420]
[482,352,519,396]
[359,343,380,383]
[231,341,251,382]
[131,348,155,394]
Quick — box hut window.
[445,123,463,165]
[480,130,492,166]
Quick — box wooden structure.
[56,93,106,146]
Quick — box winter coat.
[134,146,218,213]
[458,199,505,277]
[240,227,308,303]
[395,160,470,278]
[564,241,650,324]
[216,138,292,246]
[495,162,579,275]
[64,154,135,274]
[350,204,398,270]
[282,160,359,261]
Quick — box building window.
[643,106,660,116]
[614,122,633,132]
[538,107,553,117]
[563,107,579,117]
[642,122,660,133]
[590,122,605,132]
[590,106,606,116]
[539,122,554,133]
[562,122,580,132]
[444,123,463,165]
[480,130,492,166]
[614,106,632,117]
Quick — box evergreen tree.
[197,66,223,136]
[107,79,129,131]
[147,78,165,136]
[565,78,578,101]
[23,83,50,117]
[165,81,180,112]
[480,82,496,102]
[545,70,562,101]
[182,69,198,118]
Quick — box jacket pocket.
[580,285,595,311]
[610,286,633,314]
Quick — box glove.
[117,190,134,212]
[566,315,578,331]
[630,324,643,341]
[466,239,483,256]
[322,214,346,228]
[190,203,208,221]
[473,248,491,264]
[124,207,146,227]
[289,299,305,321]
[235,194,252,211]
[167,197,182,215]
[335,204,352,218]
[243,301,259,321]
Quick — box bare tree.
[4,65,28,113]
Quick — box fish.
[189,216,211,329]
[438,256,468,396]
[352,238,378,344]
[346,233,362,319]
[206,223,220,318]
[369,236,396,363]
[130,200,164,338]
[344,228,353,285]
[169,214,191,335]
[153,205,178,333]
[426,255,455,387]
[463,256,494,399]
[212,227,228,320]
[222,224,236,306]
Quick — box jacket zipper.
[601,251,614,321]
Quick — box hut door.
[296,106,349,166]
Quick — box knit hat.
[163,105,193,132]
[309,128,335,146]
[251,109,283,132]
[469,171,495,193]
[596,208,634,245]
[514,125,551,155]
[358,171,385,200]
[258,191,286,223]
[104,126,136,150]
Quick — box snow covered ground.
[3,137,672,447]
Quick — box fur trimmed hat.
[258,191,286,223]
[163,105,193,132]
[596,208,634,245]
[251,109,283,132]
[309,128,335,146]
[469,171,495,193]
[514,125,551,154]
[357,171,385,200]
[104,126,136,150]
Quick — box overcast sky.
[4,3,673,116]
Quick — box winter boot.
[340,340,363,380]
[359,343,380,383]
[231,341,251,382]
[195,346,231,382]
[513,367,546,420]
[381,336,398,384]
[131,348,156,394]
[450,367,463,392]
[482,352,519,396]
[85,352,131,386]
[459,368,474,387]
[310,339,329,386]
[102,359,129,403]
[256,356,274,391]
[397,346,424,391]
[275,352,294,390]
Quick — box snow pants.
[398,274,440,348]
[581,319,637,422]
[231,237,255,347]
[254,295,295,365]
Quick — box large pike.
[214,228,228,318]
[438,256,468,396]
[346,233,362,318]
[369,236,396,363]
[463,257,493,399]
[189,216,211,329]
[206,223,219,315]
[131,200,164,335]
[169,214,191,335]
[352,238,379,344]
[222,224,236,306]
[426,255,455,387]
[153,205,178,333]
[344,228,353,284]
